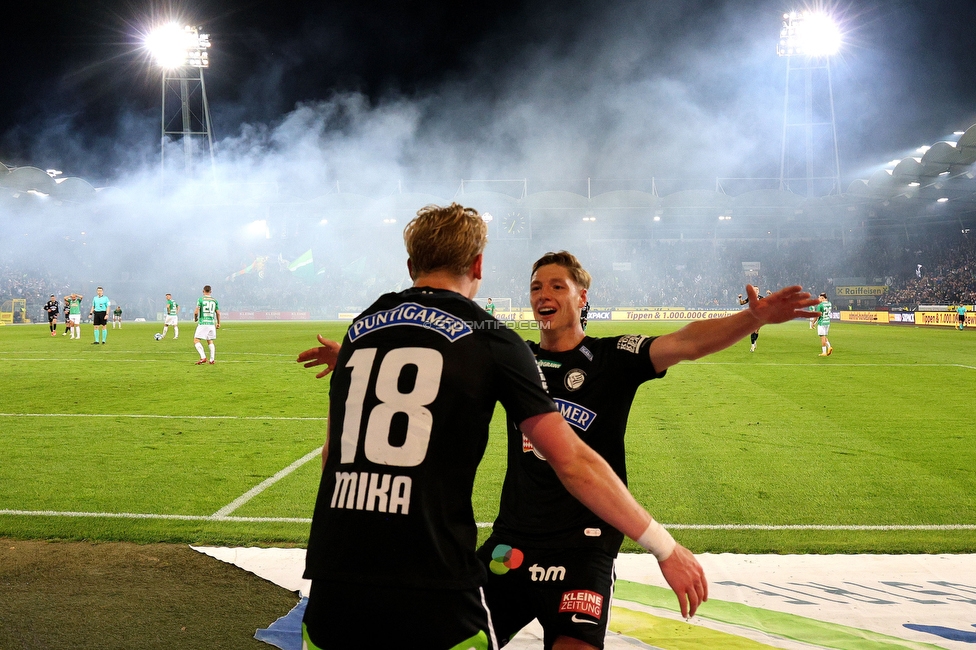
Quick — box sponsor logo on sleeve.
[348,302,472,342]
[522,434,547,461]
[563,369,586,391]
[616,334,647,353]
[553,398,596,432]
[559,590,604,619]
[579,345,593,361]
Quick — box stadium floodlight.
[146,23,215,179]
[777,11,841,58]
[777,9,843,196]
[145,23,211,70]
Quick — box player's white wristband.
[637,519,676,562]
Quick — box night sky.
[2,0,975,185]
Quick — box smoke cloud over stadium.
[2,0,976,318]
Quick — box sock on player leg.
[101,329,107,343]
[208,342,215,361]
[173,326,178,338]
[195,342,205,359]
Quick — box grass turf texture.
[1,319,974,553]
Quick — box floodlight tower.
[146,24,215,177]
[777,10,842,197]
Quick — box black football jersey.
[44,301,59,315]
[304,287,558,590]
[492,335,664,554]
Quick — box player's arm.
[215,308,221,328]
[519,412,708,618]
[650,284,819,372]
[193,304,200,322]
[297,335,341,379]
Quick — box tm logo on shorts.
[489,544,524,575]
[528,564,566,582]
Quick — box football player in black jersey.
[44,294,59,336]
[61,296,72,335]
[296,208,706,650]
[478,251,819,650]
[738,288,773,352]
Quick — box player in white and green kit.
[161,293,180,339]
[67,293,84,339]
[816,293,833,356]
[193,285,220,365]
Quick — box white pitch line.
[690,362,975,368]
[0,413,327,421]
[0,358,265,363]
[0,352,292,357]
[2,509,975,532]
[212,447,324,518]
[0,509,311,523]
[665,524,976,531]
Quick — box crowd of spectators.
[877,235,976,307]
[0,265,71,320]
[4,231,975,319]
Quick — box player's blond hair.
[531,251,592,290]
[403,203,487,278]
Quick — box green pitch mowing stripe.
[0,510,312,523]
[0,413,327,421]
[4,320,976,549]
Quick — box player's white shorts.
[164,315,178,326]
[194,324,217,340]
[817,324,830,336]
[69,314,81,325]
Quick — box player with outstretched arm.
[476,251,818,649]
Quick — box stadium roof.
[3,122,976,237]
[0,164,97,202]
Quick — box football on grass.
[154,333,163,340]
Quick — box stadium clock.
[501,211,526,235]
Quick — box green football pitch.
[1,319,973,554]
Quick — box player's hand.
[297,335,341,378]
[658,543,708,619]
[744,284,820,325]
